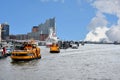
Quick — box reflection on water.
[11,60,39,66]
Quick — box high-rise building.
[1,23,9,40]
[38,17,56,34]
[28,17,56,41]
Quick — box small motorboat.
[50,43,60,53]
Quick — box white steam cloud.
[106,26,120,42]
[88,12,108,30]
[85,27,109,42]
[85,0,120,42]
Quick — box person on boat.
[2,47,6,56]
[33,44,41,59]
[32,44,38,57]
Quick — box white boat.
[46,28,59,47]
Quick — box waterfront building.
[32,26,39,32]
[1,23,9,40]
[27,17,56,41]
[9,17,56,41]
[15,34,28,40]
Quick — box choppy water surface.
[1,44,120,80]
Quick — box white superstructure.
[45,28,59,47]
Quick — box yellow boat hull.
[11,55,41,61]
[11,48,41,61]
[50,46,60,53]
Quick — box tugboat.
[11,40,41,61]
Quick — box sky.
[0,0,120,42]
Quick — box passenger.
[34,44,40,58]
[2,47,6,56]
[36,47,40,59]
[32,44,38,58]
[32,44,36,48]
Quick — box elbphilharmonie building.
[27,17,56,41]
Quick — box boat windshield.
[14,45,23,50]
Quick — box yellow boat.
[11,41,41,61]
[50,43,60,53]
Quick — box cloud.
[106,26,120,42]
[85,27,109,42]
[92,0,120,15]
[85,0,120,42]
[40,0,64,3]
[88,12,108,30]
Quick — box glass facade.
[1,23,9,40]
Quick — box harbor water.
[0,44,120,80]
